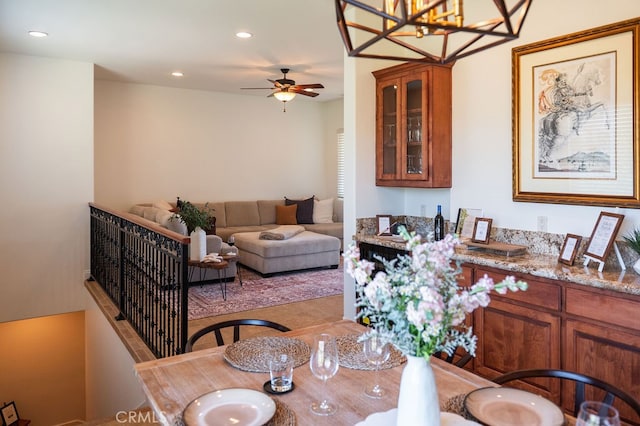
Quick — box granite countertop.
[355,234,640,297]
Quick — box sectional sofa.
[129,197,343,276]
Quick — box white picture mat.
[456,208,484,239]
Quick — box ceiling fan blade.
[241,87,274,90]
[292,83,324,89]
[268,79,284,89]
[290,88,320,97]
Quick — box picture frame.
[455,208,484,239]
[584,211,625,262]
[472,218,493,244]
[512,18,640,208]
[558,233,583,266]
[376,215,393,236]
[1,401,18,426]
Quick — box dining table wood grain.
[134,319,566,425]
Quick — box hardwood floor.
[186,294,345,351]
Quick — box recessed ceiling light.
[171,71,184,77]
[28,31,48,38]
[236,32,252,39]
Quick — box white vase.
[396,355,440,426]
[634,258,640,275]
[189,227,207,262]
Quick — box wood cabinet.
[471,265,640,425]
[564,287,640,424]
[473,267,562,402]
[354,240,640,424]
[372,62,452,188]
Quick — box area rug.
[188,264,344,320]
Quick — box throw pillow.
[152,199,174,211]
[276,204,298,225]
[285,196,314,224]
[313,198,334,223]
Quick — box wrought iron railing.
[89,203,189,358]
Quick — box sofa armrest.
[205,235,223,254]
[220,243,238,256]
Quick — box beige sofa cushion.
[143,206,161,221]
[313,198,334,223]
[258,199,285,225]
[155,209,174,227]
[130,205,146,216]
[208,202,227,228]
[225,201,260,227]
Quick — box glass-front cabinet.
[373,62,452,188]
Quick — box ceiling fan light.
[273,91,296,102]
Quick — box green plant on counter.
[170,201,214,234]
[623,228,640,255]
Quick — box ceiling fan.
[242,68,324,111]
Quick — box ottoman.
[233,231,341,276]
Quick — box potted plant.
[622,228,640,274]
[171,201,214,261]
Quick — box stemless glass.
[576,401,621,426]
[363,335,390,398]
[309,333,340,415]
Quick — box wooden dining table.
[135,320,573,425]
[134,319,568,425]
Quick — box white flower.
[344,227,528,360]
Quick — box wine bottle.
[434,205,444,241]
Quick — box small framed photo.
[376,215,393,236]
[584,211,625,262]
[1,401,19,426]
[472,218,493,244]
[455,208,484,239]
[558,234,582,266]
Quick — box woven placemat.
[265,398,296,426]
[224,336,310,372]
[442,393,472,420]
[336,334,406,370]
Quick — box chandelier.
[334,0,532,64]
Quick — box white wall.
[450,1,640,236]
[85,293,147,420]
[0,53,93,322]
[344,1,640,238]
[94,81,340,209]
[342,2,640,319]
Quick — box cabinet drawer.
[476,268,561,311]
[566,287,640,330]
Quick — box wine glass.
[227,235,235,246]
[363,335,390,398]
[576,401,621,426]
[309,334,340,415]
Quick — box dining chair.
[185,319,291,352]
[433,349,473,368]
[493,368,640,419]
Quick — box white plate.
[464,387,565,426]
[183,388,276,426]
[355,409,480,426]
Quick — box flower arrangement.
[170,201,215,234]
[344,228,528,360]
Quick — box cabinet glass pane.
[406,79,422,175]
[382,85,397,175]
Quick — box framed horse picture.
[512,18,640,208]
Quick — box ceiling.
[0,0,346,101]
